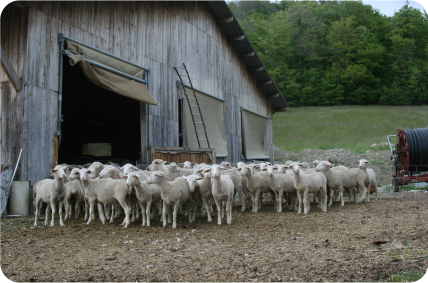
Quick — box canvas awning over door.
[241,108,270,159]
[182,88,228,157]
[64,40,159,105]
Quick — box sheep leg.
[44,203,50,226]
[50,201,57,227]
[254,191,261,213]
[201,197,212,222]
[303,190,309,215]
[278,190,284,213]
[83,199,89,221]
[118,197,131,228]
[136,204,140,219]
[226,197,232,225]
[162,200,168,228]
[75,202,80,219]
[221,201,225,219]
[172,202,179,229]
[214,198,222,225]
[34,198,41,227]
[140,203,146,227]
[338,186,345,206]
[328,188,334,206]
[297,190,303,214]
[58,201,65,226]
[104,204,110,219]
[97,203,106,224]
[240,193,247,212]
[109,205,114,223]
[146,202,152,227]
[86,201,95,225]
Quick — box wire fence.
[0,167,14,218]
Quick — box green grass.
[391,271,424,282]
[273,106,428,153]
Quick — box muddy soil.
[273,147,393,186]
[1,192,427,282]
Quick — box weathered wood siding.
[1,4,28,180]
[2,1,274,185]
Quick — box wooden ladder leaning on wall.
[174,63,210,149]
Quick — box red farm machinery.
[387,127,428,192]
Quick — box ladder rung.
[190,105,198,107]
[187,97,196,99]
[199,139,207,141]
[192,113,201,115]
[197,130,206,132]
[195,122,203,124]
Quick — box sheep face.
[99,166,116,179]
[50,165,67,179]
[239,165,251,177]
[183,175,202,192]
[266,165,277,177]
[219,162,232,169]
[182,161,194,169]
[315,161,331,172]
[125,172,140,187]
[69,168,81,180]
[357,159,370,169]
[276,165,287,174]
[146,171,164,185]
[148,159,165,171]
[120,164,139,176]
[211,165,222,179]
[290,162,303,173]
[78,168,93,181]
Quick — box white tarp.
[241,108,270,159]
[182,88,228,157]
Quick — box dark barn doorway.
[58,55,142,165]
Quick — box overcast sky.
[226,0,428,16]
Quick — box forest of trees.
[228,1,428,106]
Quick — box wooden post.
[53,135,59,167]
[1,46,21,92]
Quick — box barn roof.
[206,1,289,112]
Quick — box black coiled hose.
[404,127,428,172]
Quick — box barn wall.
[1,4,28,181]
[3,1,274,185]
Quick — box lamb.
[87,161,105,179]
[316,161,367,206]
[124,171,162,227]
[182,161,195,169]
[204,165,234,225]
[266,165,297,213]
[357,159,378,202]
[69,168,89,220]
[63,168,86,220]
[219,162,233,169]
[238,165,272,213]
[77,168,132,228]
[33,165,68,227]
[290,162,327,215]
[146,171,191,229]
[182,174,203,223]
[119,163,141,178]
[187,170,214,222]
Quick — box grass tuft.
[273,106,428,153]
[391,271,424,282]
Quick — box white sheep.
[238,165,272,213]
[124,171,162,227]
[266,165,297,213]
[119,163,141,178]
[182,161,196,169]
[182,174,203,223]
[316,161,367,206]
[77,168,133,228]
[63,168,85,220]
[290,162,327,215]
[33,165,68,227]
[357,159,378,202]
[69,168,89,221]
[87,161,105,179]
[204,165,234,225]
[146,171,191,229]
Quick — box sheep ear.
[354,161,359,164]
[233,163,237,167]
[73,171,80,175]
[110,169,113,172]
[50,169,57,173]
[262,169,267,171]
[237,168,242,171]
[196,177,203,180]
[87,170,92,174]
[121,175,128,179]
[365,160,370,164]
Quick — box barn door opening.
[57,35,158,166]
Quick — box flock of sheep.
[32,158,378,229]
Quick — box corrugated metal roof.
[206,1,289,112]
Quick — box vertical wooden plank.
[1,82,11,164]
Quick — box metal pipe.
[387,135,397,155]
[57,34,64,138]
[62,50,148,85]
[146,70,151,162]
[62,35,150,72]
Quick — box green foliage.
[391,271,424,282]
[228,0,428,106]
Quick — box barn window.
[58,35,157,165]
[241,107,270,161]
[179,84,228,159]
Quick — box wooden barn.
[1,1,289,187]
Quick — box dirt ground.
[1,192,428,282]
[273,147,393,187]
